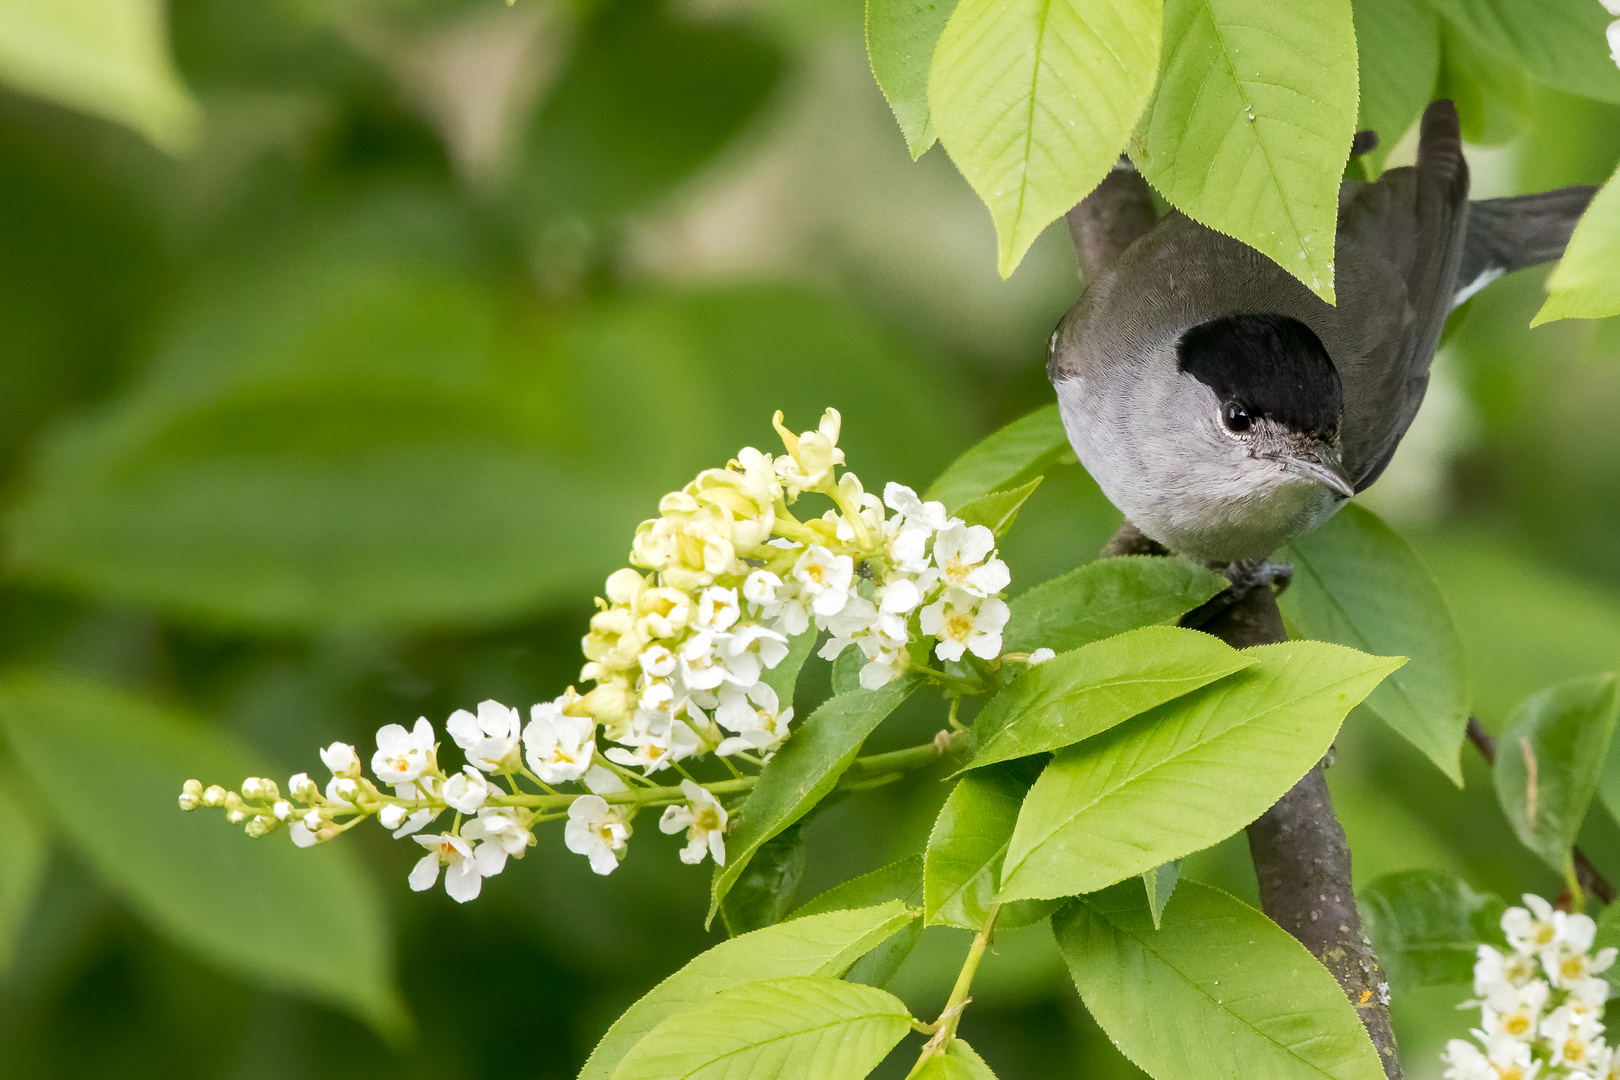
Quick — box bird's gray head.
[1171,312,1355,504]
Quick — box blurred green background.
[1,1,1619,1077]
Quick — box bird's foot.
[1181,559,1293,630]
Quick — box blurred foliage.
[0,1,1615,1079]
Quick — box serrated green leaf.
[1533,169,1620,327]
[1358,870,1506,994]
[1056,879,1385,1080]
[0,767,47,972]
[930,0,1162,277]
[1281,504,1471,785]
[1436,15,1530,147]
[0,0,200,153]
[967,625,1251,771]
[1351,0,1441,175]
[580,903,916,1080]
[867,0,960,158]
[0,674,404,1034]
[1002,556,1230,656]
[610,975,913,1080]
[1133,0,1359,303]
[790,856,926,988]
[709,680,918,925]
[1425,0,1620,107]
[721,824,807,936]
[925,770,1056,931]
[1141,860,1178,930]
[913,1038,999,1079]
[953,476,1042,538]
[1000,642,1403,901]
[763,627,819,709]
[832,643,865,696]
[1494,674,1619,878]
[924,404,1069,511]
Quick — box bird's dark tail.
[1456,186,1597,305]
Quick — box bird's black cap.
[1177,313,1343,438]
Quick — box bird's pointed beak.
[1279,449,1356,499]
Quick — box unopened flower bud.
[241,777,267,800]
[202,785,227,807]
[273,800,292,821]
[303,808,322,830]
[288,772,316,798]
[179,779,203,811]
[227,808,247,824]
[378,804,408,830]
[245,816,276,838]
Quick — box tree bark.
[1075,171,1403,1079]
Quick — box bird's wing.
[1455,187,1596,305]
[1331,100,1470,492]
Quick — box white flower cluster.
[1605,0,1620,69]
[179,408,1022,903]
[1443,894,1618,1080]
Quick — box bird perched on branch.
[1049,100,1591,567]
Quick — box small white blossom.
[792,546,855,618]
[930,521,1011,598]
[565,795,628,875]
[409,833,487,903]
[446,700,522,772]
[883,483,948,534]
[523,697,596,783]
[287,772,316,798]
[694,586,742,633]
[921,593,1010,662]
[743,569,783,608]
[1609,17,1620,68]
[319,742,360,777]
[639,645,677,679]
[371,718,435,785]
[715,683,793,755]
[461,808,533,877]
[581,764,628,795]
[659,780,728,866]
[289,822,319,848]
[1028,647,1056,665]
[442,767,493,813]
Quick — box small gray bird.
[1049,100,1592,565]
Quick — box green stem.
[907,906,1000,1077]
[1566,858,1586,913]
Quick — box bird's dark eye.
[1221,401,1252,433]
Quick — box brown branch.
[1075,176,1402,1077]
[1465,718,1615,906]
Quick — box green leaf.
[913,1039,999,1079]
[1133,0,1359,303]
[866,0,960,158]
[1281,503,1471,785]
[953,476,1042,539]
[1493,674,1620,877]
[1358,870,1506,994]
[1594,900,1620,993]
[1056,879,1385,1080]
[967,625,1252,771]
[709,680,918,925]
[0,0,200,152]
[1000,641,1403,900]
[1425,0,1620,107]
[1436,15,1530,147]
[1002,556,1231,656]
[790,856,926,988]
[1351,0,1441,175]
[925,770,1057,932]
[924,404,1069,511]
[929,0,1163,277]
[1533,169,1620,327]
[609,975,913,1080]
[0,767,47,972]
[580,903,916,1080]
[0,674,403,1034]
[721,825,807,936]
[763,627,819,710]
[1141,860,1179,930]
[832,643,865,696]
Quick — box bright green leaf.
[967,625,1251,771]
[790,856,925,988]
[832,643,865,696]
[0,674,403,1034]
[0,0,200,152]
[580,903,916,1080]
[1281,503,1471,785]
[930,0,1162,277]
[913,1039,999,1079]
[925,770,1056,932]
[1425,0,1620,107]
[866,0,960,158]
[1358,870,1506,993]
[1141,860,1178,930]
[710,680,918,925]
[0,768,47,972]
[1000,642,1403,901]
[1351,0,1441,175]
[610,975,913,1080]
[953,476,1042,539]
[1494,674,1620,878]
[1533,169,1620,327]
[924,404,1068,511]
[1134,0,1359,303]
[1001,556,1230,656]
[1056,879,1385,1080]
